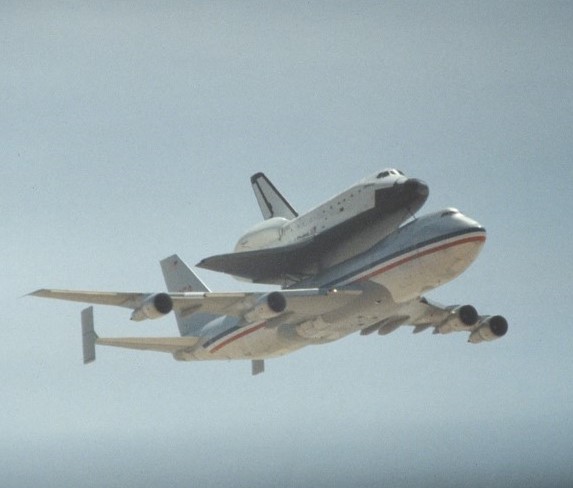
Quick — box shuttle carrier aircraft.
[32,170,508,375]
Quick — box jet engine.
[436,305,479,334]
[130,293,173,321]
[244,291,287,322]
[468,315,508,343]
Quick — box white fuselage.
[176,210,485,362]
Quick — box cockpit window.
[441,208,459,217]
[377,169,404,179]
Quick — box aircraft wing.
[171,288,359,318]
[30,289,149,309]
[407,298,457,330]
[404,297,489,334]
[30,287,361,319]
[369,297,508,343]
[30,289,247,314]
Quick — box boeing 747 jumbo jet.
[31,170,508,375]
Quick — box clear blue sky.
[2,2,572,487]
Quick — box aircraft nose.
[403,178,429,197]
[460,213,486,233]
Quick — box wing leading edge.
[196,237,318,283]
[31,287,360,320]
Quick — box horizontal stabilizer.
[97,336,200,353]
[80,306,201,358]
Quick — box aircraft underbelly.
[183,326,305,361]
[180,312,371,361]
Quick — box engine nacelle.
[436,305,479,334]
[130,293,173,321]
[244,291,287,323]
[468,315,508,343]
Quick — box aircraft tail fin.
[81,307,97,364]
[160,254,218,336]
[251,172,298,220]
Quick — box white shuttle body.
[198,169,429,284]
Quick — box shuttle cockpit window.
[377,169,404,179]
[441,208,459,217]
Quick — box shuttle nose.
[403,178,429,197]
[376,177,429,213]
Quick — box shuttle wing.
[196,237,318,282]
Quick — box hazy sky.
[2,2,572,487]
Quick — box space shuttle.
[197,169,429,285]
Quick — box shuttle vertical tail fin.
[250,172,298,220]
[160,254,217,337]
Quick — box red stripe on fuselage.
[358,234,486,283]
[209,322,267,353]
